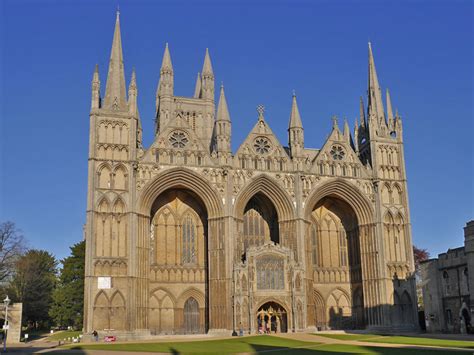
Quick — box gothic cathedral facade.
[84,13,418,336]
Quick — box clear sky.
[1,0,473,260]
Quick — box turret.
[103,11,127,111]
[157,43,174,103]
[288,93,304,157]
[201,48,215,101]
[214,84,232,154]
[91,64,101,110]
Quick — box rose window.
[169,131,188,148]
[330,145,345,160]
[254,137,271,154]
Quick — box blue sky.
[1,0,472,260]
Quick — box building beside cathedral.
[84,12,418,337]
[421,221,474,333]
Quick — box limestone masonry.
[84,12,418,336]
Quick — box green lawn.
[68,335,466,354]
[316,334,383,341]
[365,336,474,349]
[47,330,82,341]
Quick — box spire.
[157,43,174,98]
[359,96,366,128]
[289,92,303,129]
[91,64,101,110]
[201,48,215,100]
[367,42,385,124]
[344,118,350,142]
[386,88,394,130]
[354,117,359,153]
[128,68,138,115]
[103,11,127,111]
[216,84,231,122]
[202,48,214,76]
[194,72,202,98]
[161,43,173,71]
[215,84,231,153]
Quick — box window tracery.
[254,137,271,154]
[256,255,284,290]
[330,145,345,160]
[169,131,189,148]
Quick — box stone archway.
[256,302,288,333]
[304,179,377,329]
[136,168,228,331]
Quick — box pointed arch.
[98,163,112,189]
[381,183,391,204]
[234,174,295,222]
[304,178,374,226]
[113,197,126,214]
[97,197,110,213]
[113,164,128,190]
[176,287,205,309]
[94,290,109,307]
[137,167,223,218]
[392,183,403,205]
[110,290,126,308]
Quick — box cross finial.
[257,104,265,119]
[332,115,338,128]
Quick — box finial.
[332,115,338,128]
[94,63,99,73]
[116,5,120,19]
[221,81,224,89]
[165,42,168,48]
[257,104,265,120]
[292,89,296,97]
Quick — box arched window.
[311,224,319,266]
[339,229,348,267]
[182,214,197,264]
[183,297,200,334]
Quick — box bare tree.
[0,221,27,283]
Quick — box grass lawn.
[365,336,474,349]
[316,334,383,341]
[47,330,82,341]
[68,335,466,354]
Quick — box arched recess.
[93,291,109,330]
[234,174,294,222]
[313,290,326,329]
[111,198,127,257]
[136,168,225,331]
[233,174,296,260]
[149,288,176,335]
[304,179,374,330]
[113,164,128,190]
[96,197,111,257]
[109,291,126,330]
[137,168,223,218]
[97,163,112,189]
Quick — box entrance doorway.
[256,302,287,333]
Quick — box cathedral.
[84,12,418,337]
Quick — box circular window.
[169,131,189,148]
[330,145,345,160]
[254,137,271,154]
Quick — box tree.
[413,245,430,310]
[8,250,57,328]
[49,241,85,329]
[0,221,27,283]
[413,245,430,272]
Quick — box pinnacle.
[216,85,231,122]
[161,43,173,71]
[289,93,303,129]
[202,48,214,75]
